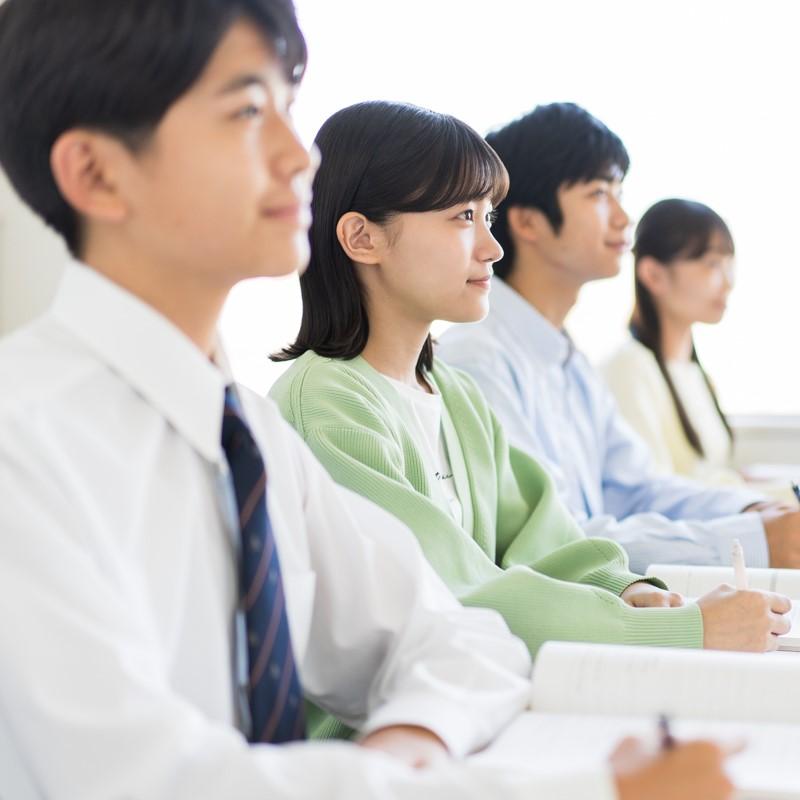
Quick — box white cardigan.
[601,337,741,488]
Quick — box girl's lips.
[468,277,492,290]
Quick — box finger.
[769,611,792,636]
[609,736,644,760]
[768,593,792,615]
[639,593,669,607]
[765,631,780,652]
[669,592,684,607]
[719,738,747,758]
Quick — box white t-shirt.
[381,373,463,524]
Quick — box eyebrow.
[216,73,267,96]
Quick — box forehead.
[192,18,292,98]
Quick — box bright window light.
[222,0,800,413]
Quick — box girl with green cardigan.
[270,101,786,664]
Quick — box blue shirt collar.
[488,278,573,366]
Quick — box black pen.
[658,713,675,751]
[792,482,800,506]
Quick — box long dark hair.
[632,198,734,456]
[271,100,509,376]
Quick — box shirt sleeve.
[579,511,769,574]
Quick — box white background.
[2,0,799,412]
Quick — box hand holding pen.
[610,716,741,800]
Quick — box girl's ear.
[636,255,670,297]
[336,212,385,265]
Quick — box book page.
[531,641,800,724]
[646,564,800,598]
[474,710,800,798]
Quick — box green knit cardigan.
[271,351,703,657]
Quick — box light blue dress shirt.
[437,278,768,573]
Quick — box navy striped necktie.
[221,387,306,744]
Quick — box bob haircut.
[273,100,509,376]
[0,0,306,256]
[486,102,630,279]
[632,198,735,456]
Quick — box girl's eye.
[460,209,475,222]
[235,104,264,120]
[487,210,499,227]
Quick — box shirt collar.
[50,260,230,464]
[489,278,573,366]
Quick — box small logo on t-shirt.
[434,470,454,481]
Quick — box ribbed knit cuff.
[588,566,667,596]
[621,601,704,648]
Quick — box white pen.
[732,538,748,590]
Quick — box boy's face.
[118,20,313,286]
[535,172,630,286]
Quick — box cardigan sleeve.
[271,358,703,655]
[456,371,651,595]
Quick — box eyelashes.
[460,208,499,226]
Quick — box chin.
[451,304,489,324]
[604,259,622,278]
[256,241,309,279]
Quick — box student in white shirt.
[438,102,800,573]
[604,199,754,489]
[0,2,737,798]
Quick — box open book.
[475,642,800,799]
[646,564,800,651]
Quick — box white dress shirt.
[0,262,616,800]
[437,278,768,573]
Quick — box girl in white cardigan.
[603,199,739,487]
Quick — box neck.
[360,299,432,391]
[658,313,694,362]
[504,249,581,329]
[83,238,229,357]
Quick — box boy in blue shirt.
[439,103,800,573]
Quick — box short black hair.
[486,102,630,278]
[0,0,306,256]
[272,100,509,377]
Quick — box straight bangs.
[677,223,735,261]
[634,199,735,264]
[353,109,509,220]
[399,117,509,211]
